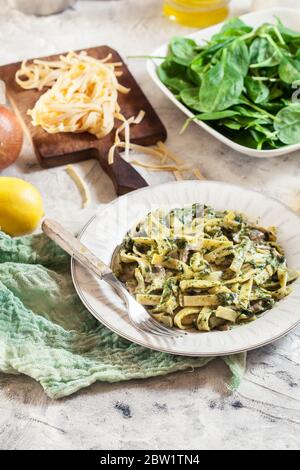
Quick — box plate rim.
[146,7,300,159]
[72,180,300,356]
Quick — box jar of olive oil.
[163,0,230,28]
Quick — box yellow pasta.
[174,308,200,330]
[181,295,220,307]
[114,204,298,332]
[16,51,130,139]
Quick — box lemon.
[0,177,44,236]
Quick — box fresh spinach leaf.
[211,19,253,46]
[219,119,242,130]
[156,16,300,150]
[232,104,270,120]
[157,60,192,92]
[268,83,284,101]
[249,129,269,150]
[170,37,198,66]
[249,37,281,68]
[228,38,250,77]
[194,110,239,121]
[187,66,202,86]
[188,54,207,85]
[259,101,284,113]
[164,77,193,93]
[190,54,205,72]
[278,56,300,84]
[157,59,187,83]
[199,41,247,113]
[275,104,300,144]
[199,59,242,112]
[220,17,253,34]
[276,17,300,43]
[180,87,202,112]
[181,109,240,134]
[245,76,269,104]
[198,39,233,59]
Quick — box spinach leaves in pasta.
[115,205,298,332]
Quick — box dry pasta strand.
[131,160,191,172]
[193,168,206,180]
[156,141,183,165]
[66,164,90,209]
[174,170,183,181]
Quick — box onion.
[0,105,23,170]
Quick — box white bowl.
[72,181,300,356]
[147,8,300,158]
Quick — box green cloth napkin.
[0,231,246,399]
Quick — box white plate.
[147,8,300,158]
[72,181,300,356]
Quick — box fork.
[42,219,183,338]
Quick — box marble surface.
[0,0,299,450]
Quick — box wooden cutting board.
[0,46,167,195]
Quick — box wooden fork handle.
[42,218,112,279]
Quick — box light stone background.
[0,0,300,450]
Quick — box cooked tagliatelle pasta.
[15,51,131,138]
[114,204,299,332]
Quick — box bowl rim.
[71,180,300,356]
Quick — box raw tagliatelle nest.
[15,51,206,180]
[15,51,131,139]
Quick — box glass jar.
[163,0,230,28]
